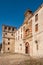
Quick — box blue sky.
[0,0,43,43]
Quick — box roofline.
[15,3,43,33]
[33,3,43,15]
[2,24,17,29]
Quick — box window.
[18,36,19,40]
[25,29,29,32]
[29,20,32,26]
[4,26,7,30]
[21,28,22,32]
[16,37,17,40]
[8,42,10,45]
[20,44,22,46]
[23,26,25,30]
[11,33,13,36]
[8,27,11,30]
[35,40,38,50]
[35,14,38,21]
[21,34,22,38]
[12,28,14,31]
[3,34,5,37]
[8,38,10,40]
[3,41,5,44]
[25,29,29,36]
[8,48,10,50]
[37,44,38,50]
[35,24,38,32]
[21,47,22,50]
[5,33,7,35]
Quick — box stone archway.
[25,42,29,54]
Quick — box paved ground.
[0,53,43,65]
[0,53,30,65]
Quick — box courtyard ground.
[0,53,43,65]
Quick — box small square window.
[21,28,22,32]
[5,33,7,35]
[21,34,22,39]
[11,33,13,36]
[8,38,10,40]
[8,42,10,45]
[8,48,10,50]
[16,37,17,40]
[20,44,22,46]
[3,41,5,44]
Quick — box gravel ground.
[0,53,43,65]
[0,53,30,65]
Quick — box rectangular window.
[23,26,25,30]
[12,28,14,31]
[8,38,10,40]
[11,33,13,36]
[8,27,11,30]
[4,26,7,30]
[20,44,22,46]
[8,48,10,50]
[35,14,38,22]
[18,36,19,40]
[21,28,22,32]
[8,42,10,45]
[37,44,38,50]
[5,33,7,35]
[3,41,5,44]
[16,37,17,40]
[21,34,22,39]
[35,24,38,32]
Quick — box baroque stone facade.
[1,4,43,57]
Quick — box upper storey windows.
[3,25,16,33]
[12,28,14,31]
[8,27,11,30]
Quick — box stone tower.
[1,25,16,53]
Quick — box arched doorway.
[25,42,29,54]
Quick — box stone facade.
[1,4,43,57]
[1,25,16,53]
